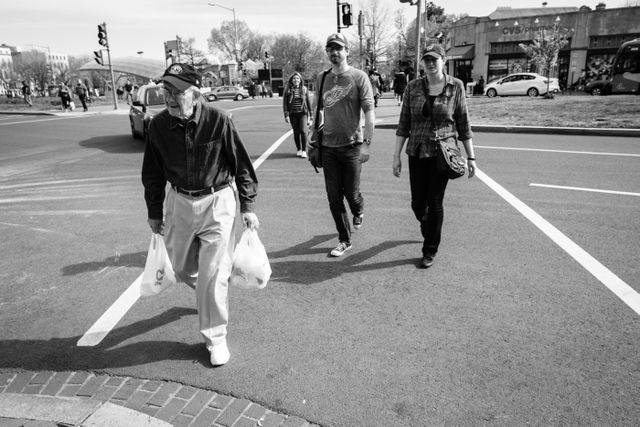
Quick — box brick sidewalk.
[0,371,318,427]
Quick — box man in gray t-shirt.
[312,32,375,257]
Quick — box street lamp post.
[208,2,238,83]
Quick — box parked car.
[129,83,165,140]
[484,73,557,97]
[202,86,249,101]
[584,79,611,96]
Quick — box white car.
[484,73,558,97]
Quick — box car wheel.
[235,94,243,101]
[527,87,539,97]
[130,117,139,139]
[486,88,497,98]
[591,87,602,96]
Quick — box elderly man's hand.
[242,212,260,230]
[148,218,164,235]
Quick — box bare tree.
[359,0,395,73]
[270,33,324,81]
[178,37,207,66]
[519,25,573,98]
[14,50,48,91]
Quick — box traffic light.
[238,61,244,71]
[97,23,108,47]
[94,50,103,65]
[264,51,269,59]
[358,11,364,37]
[341,3,353,26]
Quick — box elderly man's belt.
[171,183,229,197]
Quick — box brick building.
[446,3,640,88]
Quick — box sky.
[0,0,631,61]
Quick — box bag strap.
[314,69,331,131]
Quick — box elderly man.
[142,63,259,366]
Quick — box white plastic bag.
[229,228,271,290]
[140,233,177,296]
[69,101,76,111]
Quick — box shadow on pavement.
[0,307,208,371]
[61,251,146,276]
[79,135,145,154]
[268,234,422,285]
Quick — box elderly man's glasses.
[163,86,188,99]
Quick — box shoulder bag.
[420,79,466,180]
[308,69,330,172]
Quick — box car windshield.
[146,87,165,105]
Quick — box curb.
[0,371,318,427]
[374,122,640,137]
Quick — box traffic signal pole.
[97,22,118,110]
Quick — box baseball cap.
[326,33,348,48]
[422,44,446,60]
[160,63,202,91]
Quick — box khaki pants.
[164,186,236,347]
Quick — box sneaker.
[208,340,230,366]
[296,150,302,157]
[353,214,363,230]
[421,255,435,269]
[301,151,307,158]
[330,241,352,257]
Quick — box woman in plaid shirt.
[392,45,477,269]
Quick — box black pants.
[78,95,88,111]
[289,112,308,151]
[408,156,449,257]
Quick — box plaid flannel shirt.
[396,74,473,158]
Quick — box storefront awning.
[447,45,475,60]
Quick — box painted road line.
[531,183,640,197]
[0,115,86,126]
[477,168,640,316]
[77,274,143,347]
[77,131,292,347]
[475,145,640,158]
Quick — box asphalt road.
[1,98,639,426]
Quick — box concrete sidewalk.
[0,371,316,427]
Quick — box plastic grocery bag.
[229,228,271,290]
[140,233,177,296]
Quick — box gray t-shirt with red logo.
[317,67,374,147]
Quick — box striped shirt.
[396,74,472,158]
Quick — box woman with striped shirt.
[283,72,313,158]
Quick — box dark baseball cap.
[160,63,201,91]
[326,33,348,48]
[422,44,446,60]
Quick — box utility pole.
[97,22,118,110]
[415,0,422,75]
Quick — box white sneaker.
[208,340,230,366]
[301,151,307,158]
[296,150,302,157]
[330,241,352,257]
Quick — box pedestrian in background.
[21,81,33,107]
[393,71,407,106]
[124,79,134,104]
[58,83,72,112]
[283,72,312,158]
[392,44,477,268]
[142,63,259,367]
[74,80,89,112]
[369,69,383,107]
[311,33,375,257]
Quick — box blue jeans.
[322,144,363,244]
[408,156,449,257]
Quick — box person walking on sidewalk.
[142,63,259,367]
[392,44,477,269]
[58,83,72,112]
[74,80,89,112]
[283,72,312,158]
[21,81,33,107]
[310,32,375,257]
